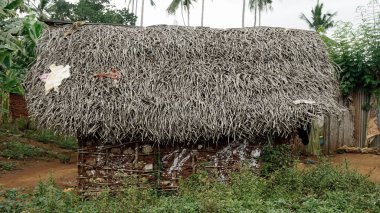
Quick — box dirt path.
[0,134,78,192]
[330,153,380,183]
[0,159,77,192]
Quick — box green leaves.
[0,2,43,95]
[326,8,380,96]
[47,0,137,25]
[0,70,24,94]
[0,0,24,19]
[300,1,337,31]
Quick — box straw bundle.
[24,25,340,144]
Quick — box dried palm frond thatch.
[24,25,341,144]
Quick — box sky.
[108,0,371,30]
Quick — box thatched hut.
[24,24,340,192]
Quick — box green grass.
[0,141,70,162]
[25,129,77,150]
[0,162,379,213]
[0,118,77,150]
[0,141,47,159]
[0,162,16,171]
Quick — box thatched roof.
[24,24,341,144]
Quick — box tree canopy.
[48,0,137,25]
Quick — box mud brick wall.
[9,94,28,119]
[77,139,261,194]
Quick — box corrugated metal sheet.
[323,90,379,154]
[323,103,355,154]
[353,89,371,147]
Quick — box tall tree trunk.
[201,0,205,26]
[180,2,186,26]
[187,6,190,26]
[140,0,145,26]
[254,5,257,27]
[242,0,246,27]
[259,9,261,26]
[128,0,132,11]
[132,0,135,14]
[135,0,139,15]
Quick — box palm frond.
[167,0,181,14]
[299,13,314,29]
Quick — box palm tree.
[130,0,135,14]
[167,0,196,26]
[140,0,155,26]
[258,0,272,26]
[300,0,337,31]
[249,0,272,27]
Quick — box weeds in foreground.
[1,162,379,213]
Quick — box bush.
[0,189,28,213]
[1,160,379,212]
[260,144,298,176]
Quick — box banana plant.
[1,0,43,122]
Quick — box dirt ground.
[1,152,380,192]
[330,153,380,183]
[0,159,77,192]
[0,138,77,192]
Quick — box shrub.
[1,161,379,212]
[0,189,28,213]
[260,144,298,176]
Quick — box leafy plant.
[0,189,28,213]
[326,1,380,97]
[1,0,43,122]
[260,144,297,176]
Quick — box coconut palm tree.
[167,0,196,26]
[140,0,155,26]
[300,0,337,31]
[249,0,272,27]
[258,0,272,26]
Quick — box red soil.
[0,159,77,192]
[330,153,380,183]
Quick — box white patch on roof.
[44,64,71,94]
